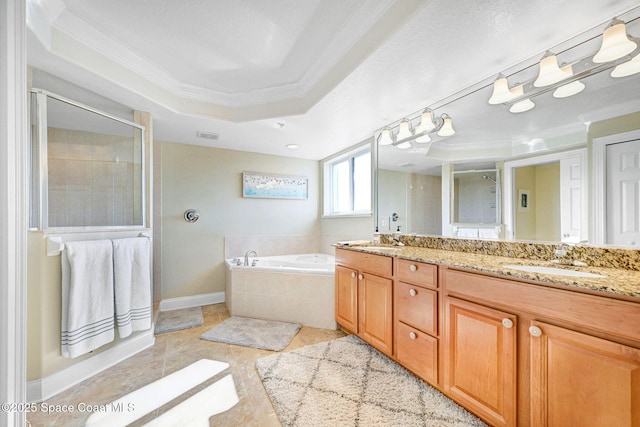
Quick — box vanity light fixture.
[611,52,640,77]
[533,52,573,87]
[488,75,523,104]
[593,19,637,63]
[553,80,586,98]
[488,15,640,113]
[378,127,393,145]
[375,108,454,151]
[437,114,456,136]
[509,98,535,113]
[396,119,413,141]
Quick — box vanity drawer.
[335,248,392,277]
[396,321,438,385]
[396,258,438,288]
[395,281,438,335]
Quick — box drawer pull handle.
[358,274,363,280]
[409,264,417,272]
[409,288,417,297]
[529,326,543,337]
[409,332,417,340]
[502,318,514,329]
[351,272,356,278]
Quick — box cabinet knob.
[409,332,417,340]
[502,318,514,329]
[358,274,363,280]
[351,272,356,278]
[409,288,417,297]
[409,264,417,272]
[529,326,543,337]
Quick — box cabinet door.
[444,297,517,427]
[359,272,393,356]
[530,320,640,427]
[335,265,358,333]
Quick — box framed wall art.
[242,172,308,200]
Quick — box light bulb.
[437,115,455,136]
[396,120,412,141]
[378,128,393,146]
[534,53,572,87]
[553,80,585,98]
[415,133,431,143]
[415,108,435,132]
[611,53,640,77]
[509,98,535,113]
[488,76,523,104]
[593,20,637,63]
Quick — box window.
[29,89,146,230]
[323,144,372,216]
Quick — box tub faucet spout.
[244,250,257,266]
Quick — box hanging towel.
[456,228,479,238]
[478,228,500,239]
[61,240,115,358]
[113,237,152,339]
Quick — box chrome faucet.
[244,250,257,266]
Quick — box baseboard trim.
[27,329,155,403]
[158,291,225,311]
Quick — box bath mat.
[154,307,203,334]
[256,334,487,427]
[200,316,301,351]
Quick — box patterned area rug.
[200,316,301,351]
[256,335,487,427]
[154,307,204,334]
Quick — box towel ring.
[184,209,200,223]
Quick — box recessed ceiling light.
[286,144,299,150]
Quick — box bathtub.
[225,253,337,330]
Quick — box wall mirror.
[451,169,500,226]
[375,12,640,246]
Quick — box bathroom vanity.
[335,241,640,427]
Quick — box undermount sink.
[503,264,606,278]
[360,246,402,251]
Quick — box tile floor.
[27,304,346,427]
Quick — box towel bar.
[45,232,152,256]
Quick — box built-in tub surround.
[225,253,337,330]
[354,234,640,298]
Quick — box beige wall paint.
[535,163,560,242]
[159,141,325,299]
[514,164,560,241]
[515,166,536,240]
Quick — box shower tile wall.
[47,127,142,228]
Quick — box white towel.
[456,228,479,238]
[61,240,115,358]
[478,228,500,239]
[113,237,152,338]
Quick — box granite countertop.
[341,244,640,299]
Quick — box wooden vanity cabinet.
[335,248,394,356]
[444,296,517,427]
[442,267,640,427]
[530,321,640,427]
[394,259,439,385]
[334,264,358,333]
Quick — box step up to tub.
[85,359,237,427]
